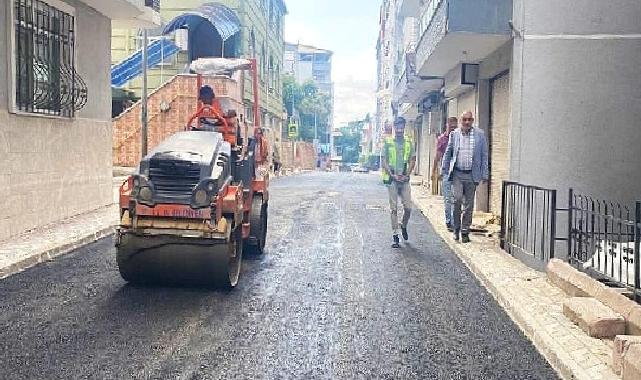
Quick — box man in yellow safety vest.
[382,117,416,248]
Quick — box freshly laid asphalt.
[0,172,558,379]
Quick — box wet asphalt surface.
[0,172,558,380]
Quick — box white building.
[0,0,160,240]
[284,42,333,96]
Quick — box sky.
[284,0,380,126]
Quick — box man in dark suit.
[441,111,489,243]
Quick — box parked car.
[352,165,370,173]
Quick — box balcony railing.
[415,0,512,76]
[416,0,448,72]
[393,52,416,100]
[418,0,445,40]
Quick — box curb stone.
[0,225,116,280]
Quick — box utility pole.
[141,29,149,158]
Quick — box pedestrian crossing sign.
[288,121,298,138]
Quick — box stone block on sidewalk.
[597,287,638,319]
[613,335,641,375]
[623,343,641,380]
[563,297,626,338]
[629,306,641,336]
[547,259,605,297]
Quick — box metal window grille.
[14,0,87,117]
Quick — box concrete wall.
[280,141,317,170]
[0,0,113,240]
[511,0,641,204]
[416,112,439,180]
[448,0,513,35]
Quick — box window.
[268,55,274,91]
[260,43,266,84]
[248,29,256,57]
[12,0,87,117]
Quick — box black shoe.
[392,235,401,248]
[401,227,409,241]
[453,230,460,241]
[462,234,471,244]
[446,223,454,232]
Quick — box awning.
[162,2,241,41]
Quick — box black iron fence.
[500,180,640,301]
[500,181,558,270]
[568,189,640,301]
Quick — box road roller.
[115,58,269,288]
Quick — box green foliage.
[335,121,364,164]
[282,75,332,143]
[282,74,304,116]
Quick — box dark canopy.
[162,2,241,41]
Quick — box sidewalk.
[410,183,619,380]
[0,177,124,279]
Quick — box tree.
[282,76,332,143]
[334,118,367,163]
[282,74,303,117]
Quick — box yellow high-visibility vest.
[382,136,412,184]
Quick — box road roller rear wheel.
[245,195,268,255]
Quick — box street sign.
[288,121,298,139]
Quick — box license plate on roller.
[136,204,210,219]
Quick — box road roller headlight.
[132,175,149,190]
[191,179,218,208]
[194,189,208,206]
[139,186,153,202]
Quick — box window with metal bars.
[13,0,87,117]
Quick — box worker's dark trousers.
[388,180,412,235]
[451,170,477,234]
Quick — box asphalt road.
[0,172,558,380]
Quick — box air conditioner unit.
[174,29,188,51]
[461,63,480,85]
[421,91,441,112]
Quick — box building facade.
[385,0,641,222]
[283,42,333,96]
[0,0,160,240]
[111,0,287,133]
[375,0,398,154]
